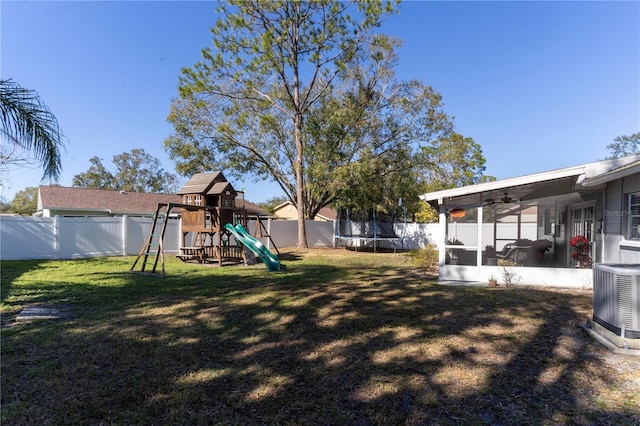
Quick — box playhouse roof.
[176,171,227,195]
[207,181,237,196]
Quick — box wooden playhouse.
[175,171,248,265]
[130,171,279,275]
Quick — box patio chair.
[496,245,529,266]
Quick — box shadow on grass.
[274,251,304,262]
[0,260,62,306]
[1,254,638,425]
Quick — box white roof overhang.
[420,168,585,207]
[420,155,640,207]
[579,161,640,188]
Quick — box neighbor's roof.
[38,185,271,217]
[244,200,271,217]
[420,154,640,204]
[38,186,182,215]
[176,171,225,195]
[316,206,338,221]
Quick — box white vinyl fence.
[0,216,441,261]
[0,216,181,260]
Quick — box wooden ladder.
[130,203,172,276]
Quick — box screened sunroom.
[421,155,640,288]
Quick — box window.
[195,195,202,206]
[572,205,594,242]
[544,207,555,235]
[185,195,192,205]
[628,193,640,239]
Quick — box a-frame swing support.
[130,203,175,276]
[130,202,221,275]
[253,215,279,255]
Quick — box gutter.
[579,162,640,188]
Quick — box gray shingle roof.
[38,186,182,215]
[38,185,272,217]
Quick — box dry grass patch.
[2,249,639,425]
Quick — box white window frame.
[627,192,640,240]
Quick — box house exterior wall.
[41,208,113,218]
[440,264,593,289]
[40,208,155,218]
[273,202,335,222]
[603,174,640,263]
[603,178,623,264]
[273,203,298,220]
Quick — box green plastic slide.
[224,223,281,272]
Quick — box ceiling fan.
[500,192,514,203]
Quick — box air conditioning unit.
[593,264,640,339]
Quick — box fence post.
[122,215,128,256]
[267,218,271,250]
[53,215,60,259]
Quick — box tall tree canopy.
[411,132,494,223]
[300,36,453,218]
[7,186,38,216]
[72,149,179,193]
[606,132,640,158]
[421,132,492,192]
[0,79,65,182]
[167,0,398,248]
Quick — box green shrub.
[408,244,439,270]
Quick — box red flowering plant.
[570,235,592,268]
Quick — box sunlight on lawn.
[2,251,639,425]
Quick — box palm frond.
[0,79,64,181]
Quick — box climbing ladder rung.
[130,202,173,276]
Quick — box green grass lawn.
[2,249,639,425]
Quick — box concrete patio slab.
[16,307,62,321]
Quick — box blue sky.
[1,1,638,204]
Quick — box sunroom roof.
[420,155,640,206]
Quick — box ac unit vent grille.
[593,264,640,338]
[616,275,633,329]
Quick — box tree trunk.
[294,113,308,248]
